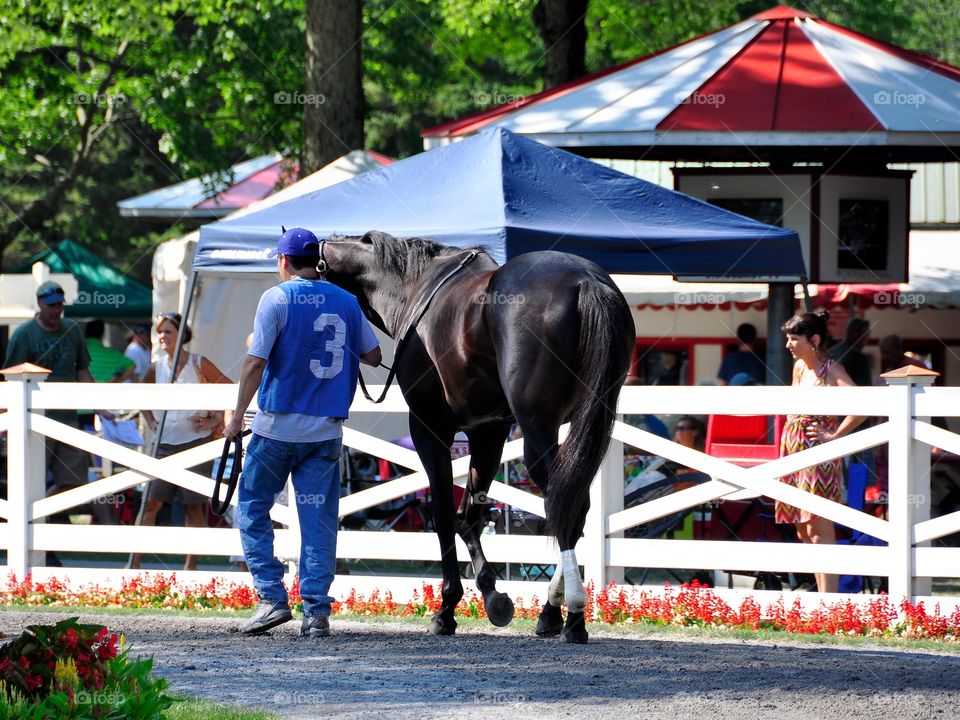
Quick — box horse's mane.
[360,230,475,279]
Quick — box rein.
[358,249,481,404]
[211,429,251,516]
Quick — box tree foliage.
[0,0,303,273]
[1,0,956,276]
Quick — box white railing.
[1,367,959,610]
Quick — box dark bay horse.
[323,231,634,643]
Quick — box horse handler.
[224,228,381,637]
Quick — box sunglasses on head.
[675,425,697,431]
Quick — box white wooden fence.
[1,366,959,610]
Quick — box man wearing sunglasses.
[3,282,98,563]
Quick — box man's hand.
[224,415,245,440]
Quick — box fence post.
[582,435,624,591]
[882,365,938,602]
[1,364,51,578]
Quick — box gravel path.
[2,610,959,719]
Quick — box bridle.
[316,239,328,276]
[358,248,481,404]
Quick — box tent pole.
[766,282,796,386]
[126,270,201,569]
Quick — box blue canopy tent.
[195,128,804,279]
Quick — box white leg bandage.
[561,549,587,614]
[548,561,565,606]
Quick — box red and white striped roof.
[423,5,960,156]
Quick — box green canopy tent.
[12,240,152,320]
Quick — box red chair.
[703,414,793,585]
[705,414,785,467]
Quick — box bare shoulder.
[827,360,856,387]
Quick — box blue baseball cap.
[269,227,320,258]
[36,281,66,305]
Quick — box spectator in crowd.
[224,227,381,637]
[669,415,707,476]
[2,282,112,561]
[673,416,706,454]
[717,323,766,385]
[651,351,683,386]
[829,317,872,388]
[128,312,232,571]
[622,375,670,440]
[124,323,152,380]
[777,309,865,593]
[879,334,928,374]
[79,319,136,429]
[84,319,136,384]
[728,371,757,387]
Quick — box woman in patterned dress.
[777,310,865,593]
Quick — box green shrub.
[0,617,174,718]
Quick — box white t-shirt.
[154,353,210,446]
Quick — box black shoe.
[46,552,63,568]
[241,601,292,635]
[300,615,330,637]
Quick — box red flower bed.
[3,573,959,641]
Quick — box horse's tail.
[546,279,633,547]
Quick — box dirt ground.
[2,610,959,720]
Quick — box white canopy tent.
[153,151,392,379]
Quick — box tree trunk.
[303,0,365,176]
[532,0,589,89]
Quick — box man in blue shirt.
[717,322,766,385]
[224,228,381,637]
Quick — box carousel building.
[423,4,960,386]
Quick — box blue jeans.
[237,434,342,618]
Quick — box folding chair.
[704,413,794,588]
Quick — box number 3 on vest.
[309,313,346,379]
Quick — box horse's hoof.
[428,615,457,636]
[560,611,588,644]
[535,601,564,637]
[485,592,514,627]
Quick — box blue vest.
[258,279,366,419]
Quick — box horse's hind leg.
[522,424,589,643]
[459,424,513,627]
[516,424,565,638]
